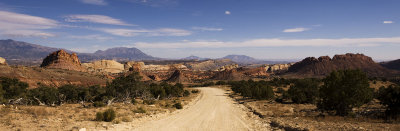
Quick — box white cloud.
[283,27,309,33]
[0,10,58,38]
[225,11,231,15]
[383,21,394,24]
[65,14,133,26]
[192,27,223,31]
[96,28,191,37]
[69,35,113,41]
[80,0,107,5]
[132,37,400,49]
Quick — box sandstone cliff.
[82,60,124,73]
[40,50,86,72]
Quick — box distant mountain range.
[222,55,291,65]
[0,39,157,65]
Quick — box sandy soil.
[132,87,270,131]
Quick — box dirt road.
[133,87,269,131]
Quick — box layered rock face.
[0,57,7,65]
[40,50,86,72]
[82,60,124,73]
[288,53,395,77]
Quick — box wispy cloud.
[283,27,309,33]
[192,27,223,31]
[122,0,178,7]
[383,21,394,24]
[225,11,231,15]
[80,0,107,5]
[64,14,134,26]
[132,37,400,49]
[96,28,191,37]
[68,34,113,41]
[0,10,58,38]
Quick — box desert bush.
[28,85,59,105]
[131,98,137,105]
[121,116,133,122]
[288,78,320,104]
[216,81,226,85]
[96,108,116,122]
[202,82,215,86]
[149,83,167,99]
[318,70,374,116]
[143,99,155,105]
[191,89,199,94]
[183,90,190,97]
[0,77,28,100]
[95,112,104,121]
[377,84,400,120]
[93,101,106,107]
[106,72,146,100]
[230,80,274,100]
[133,107,146,113]
[173,102,183,109]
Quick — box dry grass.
[24,106,55,117]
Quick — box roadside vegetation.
[228,69,400,121]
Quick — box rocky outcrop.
[217,64,239,71]
[242,67,269,77]
[263,63,294,73]
[40,50,86,72]
[212,69,247,81]
[167,70,190,83]
[82,60,124,73]
[288,53,396,77]
[185,59,236,71]
[0,57,7,65]
[124,61,145,71]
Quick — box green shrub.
[93,101,106,107]
[230,80,274,100]
[183,90,190,97]
[0,77,28,99]
[318,70,374,116]
[173,102,183,109]
[377,84,400,120]
[133,107,146,113]
[288,78,320,104]
[28,85,59,105]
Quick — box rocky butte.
[287,53,396,77]
[40,50,86,72]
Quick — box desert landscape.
[1,0,400,131]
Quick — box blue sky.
[0,0,399,60]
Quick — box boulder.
[40,50,86,72]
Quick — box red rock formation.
[288,53,397,77]
[167,70,190,83]
[212,68,247,81]
[40,50,86,72]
